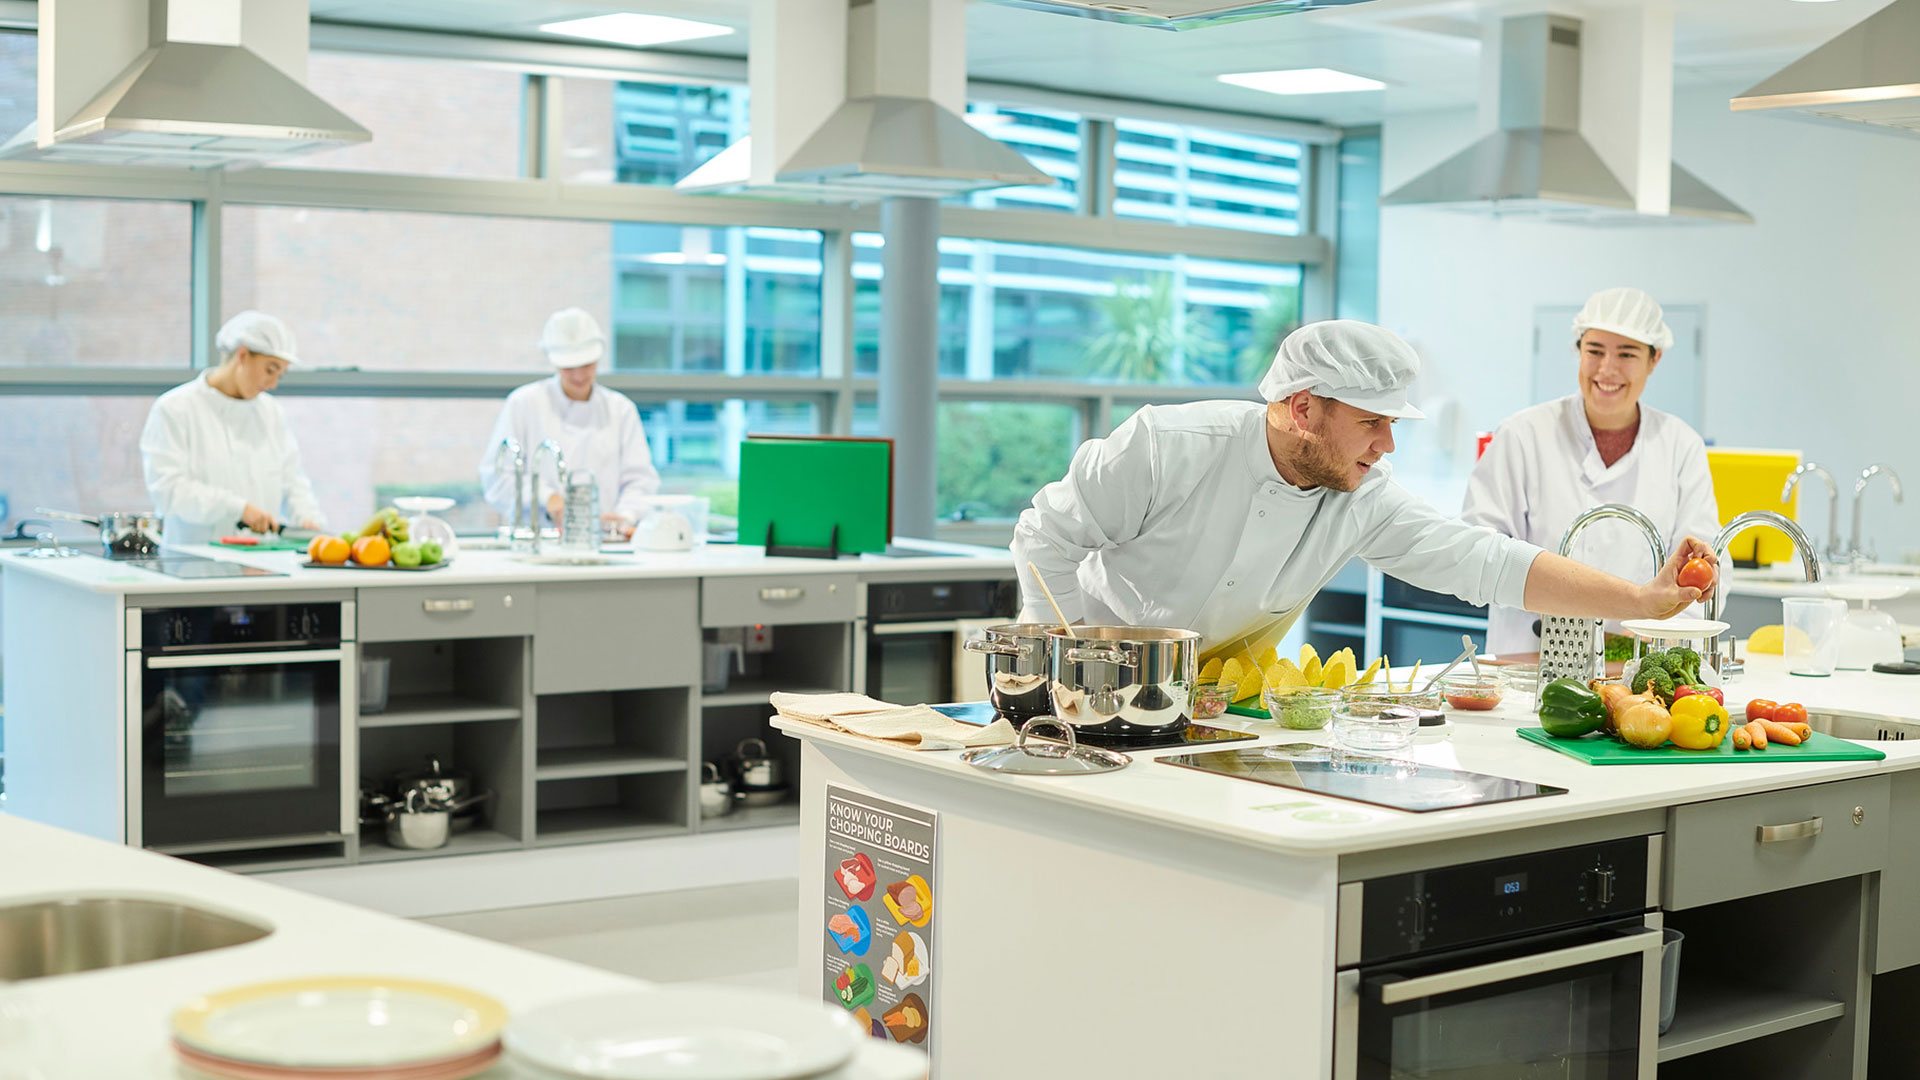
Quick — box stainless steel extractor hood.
[678,0,1052,200]
[1384,14,1751,224]
[976,0,1373,31]
[1,0,369,168]
[1733,0,1920,136]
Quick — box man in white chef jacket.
[1012,321,1713,662]
[1462,288,1721,655]
[139,311,327,547]
[479,308,662,539]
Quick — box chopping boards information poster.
[824,786,936,1063]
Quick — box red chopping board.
[1517,726,1885,764]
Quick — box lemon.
[1746,625,1812,655]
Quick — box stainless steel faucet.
[1559,503,1667,567]
[1780,462,1843,563]
[1535,504,1669,686]
[529,440,570,555]
[492,438,530,552]
[1849,463,1904,567]
[1707,510,1823,676]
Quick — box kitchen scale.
[98,552,284,579]
[932,701,1258,750]
[1157,748,1567,813]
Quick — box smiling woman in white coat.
[1461,288,1722,655]
[138,311,327,546]
[478,308,661,538]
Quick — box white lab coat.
[479,377,661,525]
[1011,400,1544,656]
[1461,395,1722,654]
[138,372,325,547]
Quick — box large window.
[854,399,1083,521]
[1115,119,1303,235]
[284,54,525,178]
[0,197,193,366]
[636,399,819,517]
[0,394,155,528]
[614,226,823,375]
[561,79,741,186]
[0,31,30,135]
[951,104,1080,214]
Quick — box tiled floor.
[421,878,801,993]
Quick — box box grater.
[1536,616,1601,698]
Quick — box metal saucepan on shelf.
[963,622,1054,724]
[389,757,479,832]
[382,788,494,851]
[730,737,783,790]
[699,762,735,819]
[1045,625,1200,739]
[34,507,163,557]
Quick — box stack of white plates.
[170,976,507,1080]
[505,986,865,1080]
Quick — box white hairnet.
[539,308,606,369]
[215,311,300,365]
[1257,320,1426,420]
[1572,287,1672,352]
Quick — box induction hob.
[1157,747,1567,813]
[932,701,1258,750]
[97,553,284,579]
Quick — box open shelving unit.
[355,828,524,863]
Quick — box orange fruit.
[307,536,328,561]
[314,536,351,564]
[350,535,391,566]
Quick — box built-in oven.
[128,601,354,851]
[1335,836,1663,1079]
[861,579,1017,705]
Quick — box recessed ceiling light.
[539,13,733,48]
[1217,68,1386,95]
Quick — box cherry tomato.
[1774,702,1808,725]
[1745,699,1779,723]
[1677,557,1716,592]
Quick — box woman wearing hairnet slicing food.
[478,308,660,538]
[1462,288,1721,655]
[1011,319,1716,668]
[138,311,327,547]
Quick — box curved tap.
[530,440,570,554]
[492,438,527,547]
[1850,464,1905,566]
[1781,463,1841,562]
[1708,511,1822,623]
[1558,503,1667,571]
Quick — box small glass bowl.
[1263,686,1340,730]
[1190,680,1233,720]
[1437,672,1506,712]
[1340,684,1444,716]
[1333,705,1420,753]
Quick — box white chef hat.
[215,311,301,365]
[539,308,607,369]
[1257,320,1426,420]
[1571,287,1673,352]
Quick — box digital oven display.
[1495,872,1528,897]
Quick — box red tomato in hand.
[1677,557,1716,592]
[1774,702,1808,725]
[1745,699,1779,723]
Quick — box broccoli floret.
[1648,670,1676,701]
[1630,665,1656,695]
[1667,646,1703,685]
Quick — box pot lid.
[961,718,1130,776]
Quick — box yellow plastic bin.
[1707,448,1803,565]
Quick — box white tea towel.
[770,691,1016,751]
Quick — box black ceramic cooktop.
[1156,748,1567,813]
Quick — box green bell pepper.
[1539,677,1607,739]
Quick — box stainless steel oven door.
[136,647,344,849]
[865,622,960,705]
[1335,915,1661,1080]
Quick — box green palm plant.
[1236,286,1302,382]
[1084,274,1222,384]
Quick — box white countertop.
[775,656,1920,858]
[1725,564,1920,600]
[0,814,925,1079]
[1,539,1012,596]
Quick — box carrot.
[1732,726,1753,751]
[1758,719,1803,746]
[1783,722,1812,742]
[1747,720,1768,749]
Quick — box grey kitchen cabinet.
[1664,776,1890,910]
[533,580,699,694]
[701,573,856,628]
[1873,771,1920,974]
[359,583,536,642]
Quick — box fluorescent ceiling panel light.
[539,13,733,48]
[1217,68,1385,94]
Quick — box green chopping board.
[1517,726,1885,764]
[738,437,892,555]
[212,536,308,551]
[1226,700,1268,719]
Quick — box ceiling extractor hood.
[975,0,1373,31]
[677,0,1052,200]
[1384,14,1751,225]
[1732,0,1920,135]
[1,0,369,168]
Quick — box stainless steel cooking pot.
[731,737,783,790]
[1046,626,1200,738]
[963,623,1054,723]
[381,788,493,850]
[35,507,162,557]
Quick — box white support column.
[879,196,940,540]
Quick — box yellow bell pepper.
[1669,694,1731,751]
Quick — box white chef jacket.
[479,377,661,525]
[1011,400,1544,657]
[1461,395,1722,654]
[138,372,326,547]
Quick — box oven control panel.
[141,603,342,650]
[867,579,1017,623]
[1356,836,1652,963]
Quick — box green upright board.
[738,438,892,555]
[1516,726,1885,764]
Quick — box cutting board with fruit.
[1517,727,1883,764]
[300,507,449,571]
[214,535,308,551]
[1203,644,1384,719]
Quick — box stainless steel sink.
[0,896,272,981]
[1805,711,1920,741]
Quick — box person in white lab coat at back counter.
[479,308,661,538]
[1462,288,1721,656]
[1012,320,1715,667]
[138,311,327,547]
